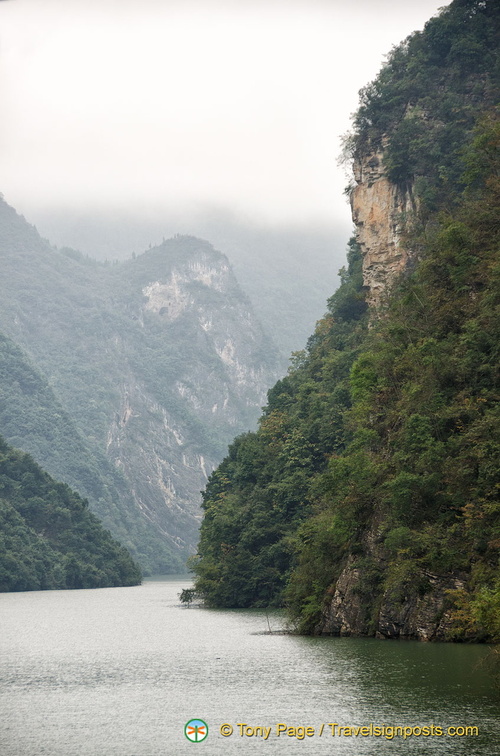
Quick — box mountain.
[0,329,178,571]
[193,0,500,642]
[0,199,280,573]
[28,209,345,360]
[0,435,141,591]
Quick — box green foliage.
[0,436,142,591]
[0,202,278,574]
[0,331,183,575]
[194,1,500,642]
[470,582,500,641]
[289,110,500,639]
[194,239,368,609]
[352,0,500,208]
[178,587,197,606]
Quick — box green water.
[0,575,497,755]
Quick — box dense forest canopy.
[0,435,142,591]
[193,0,500,641]
[351,0,499,198]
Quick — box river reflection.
[0,576,497,755]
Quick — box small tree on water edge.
[179,588,197,607]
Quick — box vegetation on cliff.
[351,0,499,210]
[0,200,279,573]
[194,237,367,608]
[0,435,142,591]
[0,331,182,574]
[193,0,500,641]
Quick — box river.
[0,575,498,755]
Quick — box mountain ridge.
[0,196,280,573]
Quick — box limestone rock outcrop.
[351,146,417,310]
[0,198,280,571]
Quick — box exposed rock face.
[351,146,417,310]
[317,510,464,641]
[104,244,279,559]
[376,573,465,641]
[319,557,463,641]
[0,198,280,571]
[334,143,454,639]
[105,380,211,557]
[319,556,365,636]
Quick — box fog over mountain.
[1,0,447,227]
[0,0,453,577]
[32,207,346,357]
[1,0,448,357]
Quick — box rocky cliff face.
[317,150,450,640]
[318,558,464,642]
[0,199,280,571]
[351,145,417,310]
[314,500,464,641]
[104,243,279,559]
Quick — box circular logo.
[184,719,209,743]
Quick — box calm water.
[0,576,498,755]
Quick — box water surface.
[0,576,498,755]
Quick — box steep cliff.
[350,146,416,310]
[194,0,500,643]
[103,240,278,560]
[318,538,466,641]
[349,0,499,310]
[0,199,280,572]
[313,0,500,640]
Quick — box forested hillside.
[0,435,141,591]
[0,200,279,573]
[194,0,500,641]
[0,331,180,571]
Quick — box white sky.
[0,0,449,230]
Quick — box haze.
[1,0,449,231]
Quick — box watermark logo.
[184,719,209,743]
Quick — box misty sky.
[1,0,449,232]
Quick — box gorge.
[0,199,280,575]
